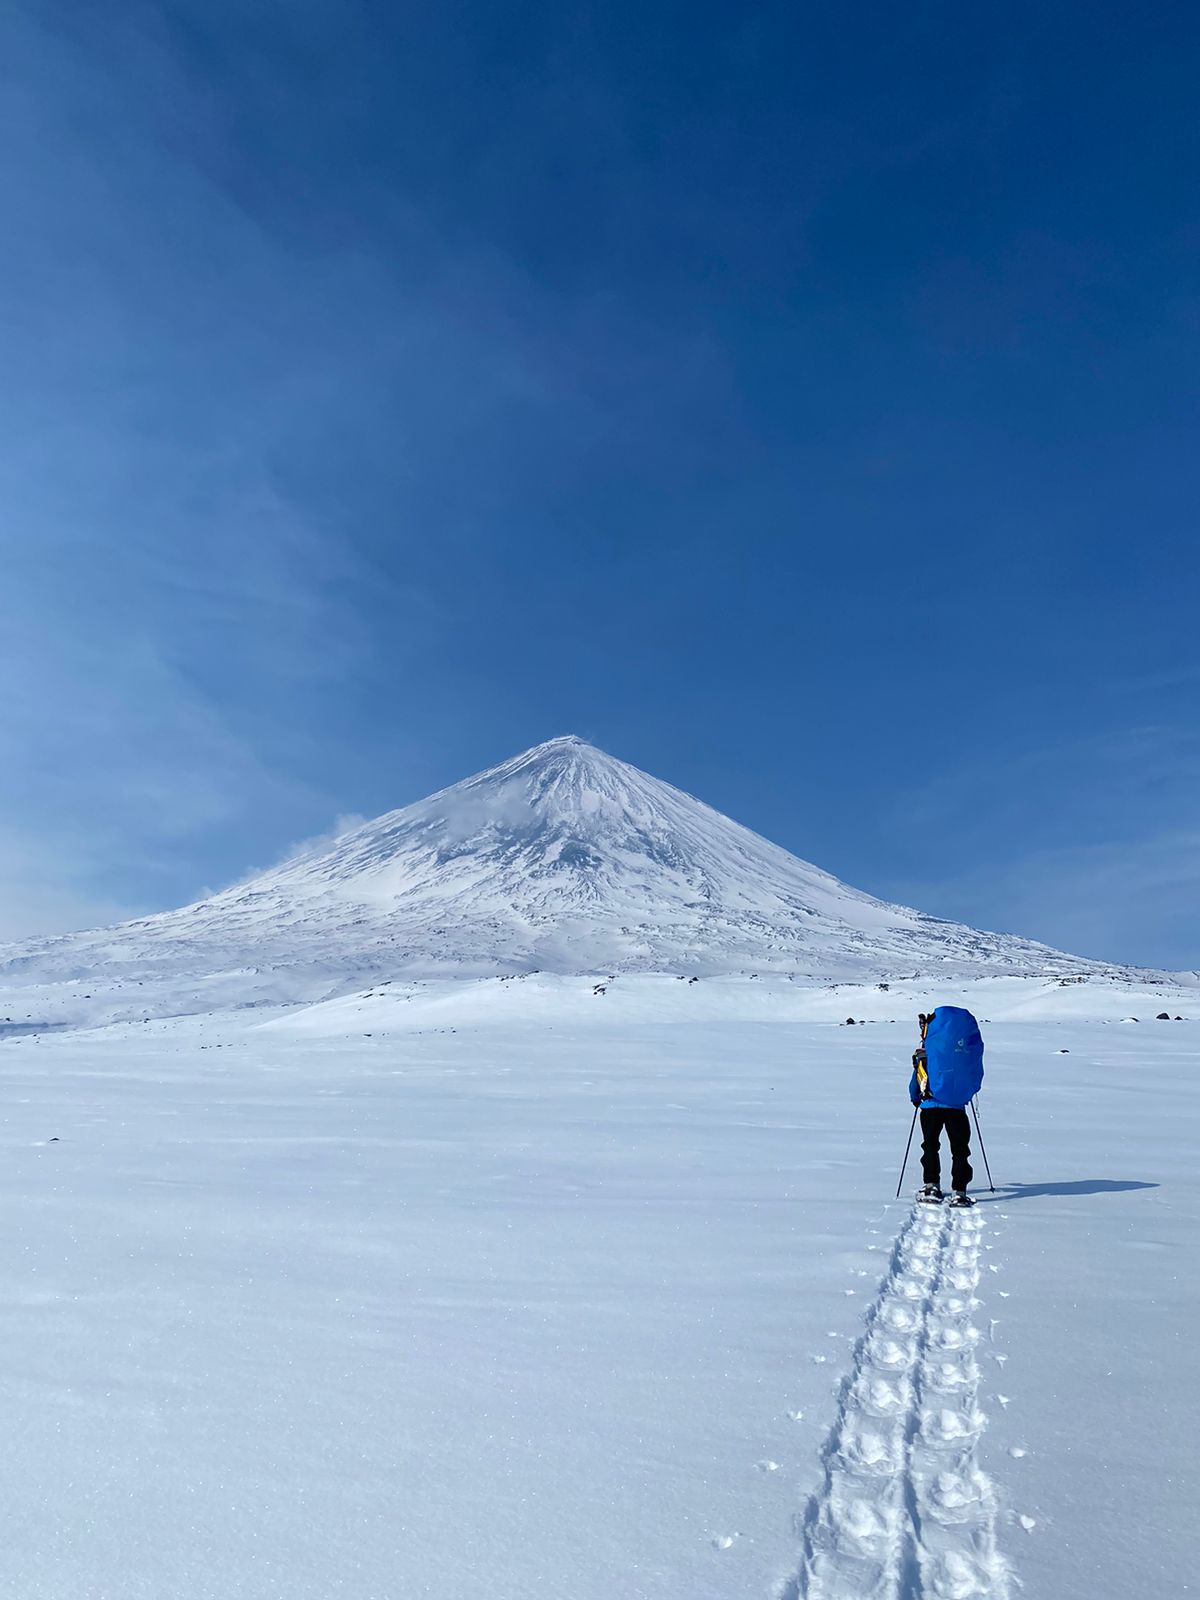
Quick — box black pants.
[920,1107,973,1191]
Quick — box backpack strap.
[913,1012,933,1100]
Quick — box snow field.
[264,968,1198,1035]
[0,1004,1193,1599]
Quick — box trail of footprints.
[794,1205,1010,1600]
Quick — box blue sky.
[1,0,1197,967]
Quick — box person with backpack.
[909,1006,985,1207]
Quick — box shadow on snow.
[976,1179,1158,1201]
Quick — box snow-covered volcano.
[0,736,1125,1020]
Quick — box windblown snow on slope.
[0,737,1141,1025]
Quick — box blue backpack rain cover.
[915,1006,984,1107]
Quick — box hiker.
[909,1006,984,1207]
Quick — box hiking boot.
[948,1190,975,1208]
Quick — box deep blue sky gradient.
[2,1,1197,964]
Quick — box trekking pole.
[895,1104,919,1199]
[970,1097,995,1192]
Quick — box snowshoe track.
[787,1205,1010,1600]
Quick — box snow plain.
[0,977,1193,1600]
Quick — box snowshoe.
[948,1190,975,1208]
[916,1185,944,1205]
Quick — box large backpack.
[914,1006,984,1107]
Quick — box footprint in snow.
[756,1459,780,1472]
[922,1407,986,1445]
[882,1304,919,1333]
[929,1326,976,1353]
[843,1498,891,1539]
[927,1549,995,1598]
[869,1338,909,1371]
[1018,1514,1037,1532]
[862,1377,905,1414]
[1009,1446,1028,1458]
[927,1471,985,1517]
[926,1361,973,1393]
[711,1533,738,1550]
[786,1409,804,1422]
[840,1428,893,1470]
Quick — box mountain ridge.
[0,736,1144,1024]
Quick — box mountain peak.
[163,736,1099,985]
[1,738,1118,1023]
[498,734,612,773]
[451,736,652,829]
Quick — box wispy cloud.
[0,823,144,942]
[0,4,729,943]
[4,3,1193,971]
[878,723,1200,968]
[893,723,1200,844]
[1117,665,1200,694]
[0,9,430,935]
[891,828,1200,972]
